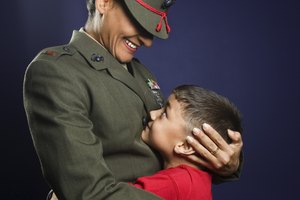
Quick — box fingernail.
[192,128,201,135]
[228,129,236,136]
[202,123,210,130]
[186,136,194,143]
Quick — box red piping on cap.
[135,0,171,33]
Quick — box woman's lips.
[124,39,138,53]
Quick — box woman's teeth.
[125,40,137,49]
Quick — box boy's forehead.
[166,94,182,111]
[165,94,175,108]
[166,94,187,127]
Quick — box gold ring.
[211,147,219,156]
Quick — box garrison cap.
[124,0,176,39]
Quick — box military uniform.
[24,30,164,199]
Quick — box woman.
[23,0,243,199]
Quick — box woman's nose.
[140,34,153,47]
[139,28,154,47]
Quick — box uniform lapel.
[107,64,149,110]
[130,61,165,111]
[69,30,149,110]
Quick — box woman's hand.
[186,123,243,176]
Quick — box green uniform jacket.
[24,29,242,200]
[24,30,164,200]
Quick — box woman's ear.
[95,0,113,14]
[174,141,195,156]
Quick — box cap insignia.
[162,0,176,9]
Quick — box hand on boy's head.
[228,129,242,143]
[185,124,243,176]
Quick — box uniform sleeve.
[23,59,161,200]
[132,174,178,200]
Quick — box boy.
[132,85,242,200]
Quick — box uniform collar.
[69,29,152,111]
[79,28,106,50]
[69,29,123,71]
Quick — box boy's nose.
[149,108,164,120]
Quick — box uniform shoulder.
[26,45,78,75]
[34,45,76,62]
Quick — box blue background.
[2,0,299,199]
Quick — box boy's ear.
[174,141,195,156]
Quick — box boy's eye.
[161,112,166,118]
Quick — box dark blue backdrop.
[2,0,299,199]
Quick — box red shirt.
[133,165,212,200]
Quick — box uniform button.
[63,46,70,52]
[91,53,104,62]
[142,116,149,127]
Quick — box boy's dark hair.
[172,85,242,143]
